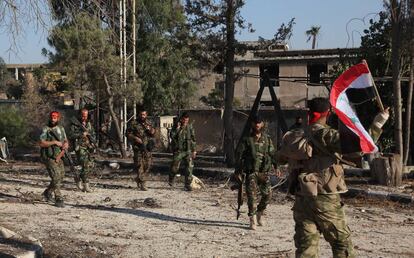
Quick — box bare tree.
[0,0,51,55]
[390,0,404,164]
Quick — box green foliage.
[46,2,197,114]
[200,87,241,108]
[360,12,392,77]
[258,18,295,46]
[44,12,120,92]
[185,0,249,69]
[0,106,28,147]
[137,0,196,113]
[200,87,224,108]
[359,11,396,153]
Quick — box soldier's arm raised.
[368,107,390,143]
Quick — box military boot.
[249,215,257,230]
[42,189,53,202]
[139,182,148,191]
[257,211,264,226]
[168,176,175,187]
[76,181,83,191]
[55,198,65,208]
[184,185,193,192]
[74,175,82,191]
[83,183,93,193]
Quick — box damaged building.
[185,43,361,152]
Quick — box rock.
[109,163,120,170]
[0,226,16,239]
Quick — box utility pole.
[119,0,128,152]
[119,0,124,145]
[132,0,137,119]
[123,0,127,151]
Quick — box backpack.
[279,128,312,160]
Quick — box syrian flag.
[330,62,378,154]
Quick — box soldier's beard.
[253,128,262,135]
[49,121,58,127]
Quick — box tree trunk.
[404,0,414,165]
[404,55,414,165]
[104,74,127,158]
[312,35,316,49]
[391,0,403,165]
[223,0,235,166]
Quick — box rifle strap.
[306,128,356,167]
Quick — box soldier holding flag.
[281,61,390,258]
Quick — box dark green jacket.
[127,119,155,152]
[69,117,96,150]
[170,124,196,153]
[236,133,277,173]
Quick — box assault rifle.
[231,172,245,220]
[130,120,155,152]
[49,129,79,181]
[71,117,97,149]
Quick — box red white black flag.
[330,62,377,154]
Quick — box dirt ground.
[0,162,413,258]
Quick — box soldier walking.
[235,116,278,230]
[281,97,389,258]
[70,108,96,192]
[39,111,69,208]
[168,112,196,191]
[127,109,155,191]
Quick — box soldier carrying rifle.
[39,111,69,208]
[69,108,96,192]
[127,108,156,191]
[234,116,278,230]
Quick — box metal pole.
[132,0,137,119]
[123,0,128,151]
[119,0,124,145]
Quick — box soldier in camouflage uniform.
[168,112,196,191]
[235,116,278,230]
[39,111,69,208]
[127,109,155,191]
[285,98,389,258]
[70,108,96,192]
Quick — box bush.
[0,106,29,147]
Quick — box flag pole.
[362,59,385,112]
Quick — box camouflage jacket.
[127,120,155,152]
[169,124,196,153]
[39,125,67,160]
[298,122,383,195]
[69,117,96,151]
[236,133,277,174]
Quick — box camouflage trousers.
[245,171,272,216]
[76,147,94,183]
[44,158,65,201]
[133,150,152,184]
[169,152,194,187]
[293,194,355,258]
